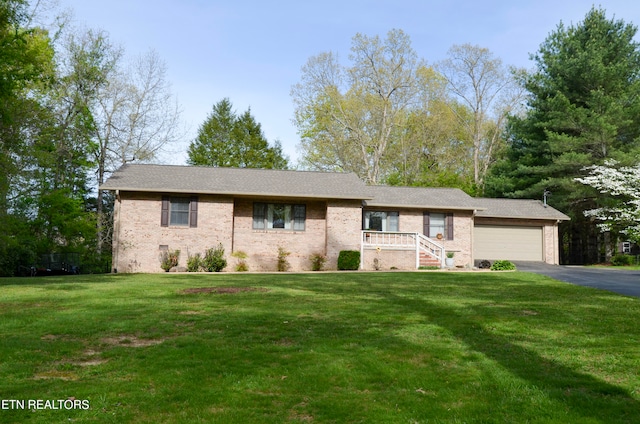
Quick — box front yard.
[1,271,639,423]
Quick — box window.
[253,203,306,230]
[363,211,399,231]
[161,196,198,227]
[424,212,453,240]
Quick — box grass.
[0,271,639,423]
[588,264,640,271]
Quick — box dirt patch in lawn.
[100,335,166,348]
[181,287,269,295]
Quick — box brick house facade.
[102,164,569,273]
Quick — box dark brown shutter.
[446,213,454,240]
[423,212,430,236]
[189,196,198,228]
[161,196,169,227]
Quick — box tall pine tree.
[486,7,640,263]
[187,98,289,169]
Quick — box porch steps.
[419,252,441,268]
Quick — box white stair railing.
[361,231,445,269]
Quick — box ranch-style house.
[101,164,570,273]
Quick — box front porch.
[360,231,446,270]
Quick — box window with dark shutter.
[162,197,197,227]
[424,212,453,240]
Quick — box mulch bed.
[181,287,269,295]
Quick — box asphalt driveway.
[515,262,640,298]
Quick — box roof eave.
[476,214,571,221]
[99,186,373,200]
[364,202,484,211]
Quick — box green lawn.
[1,271,639,423]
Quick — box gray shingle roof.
[100,164,372,200]
[101,165,570,221]
[474,198,570,221]
[364,185,480,210]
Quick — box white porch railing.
[360,231,445,269]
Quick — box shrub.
[186,253,202,272]
[277,246,291,272]
[202,244,227,272]
[338,250,360,270]
[611,254,635,266]
[160,249,180,271]
[231,250,249,272]
[490,260,516,271]
[310,253,326,271]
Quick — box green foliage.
[611,254,635,266]
[160,249,180,271]
[231,250,249,272]
[446,251,455,259]
[310,253,326,271]
[277,246,291,272]
[490,260,516,271]
[337,250,360,270]
[485,7,640,263]
[186,253,203,272]
[187,98,289,169]
[202,244,227,272]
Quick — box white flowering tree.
[575,160,640,243]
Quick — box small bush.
[186,253,202,272]
[338,250,360,270]
[310,253,326,271]
[160,249,180,271]
[232,250,249,272]
[202,244,227,272]
[490,260,516,271]
[611,254,635,266]
[277,246,291,272]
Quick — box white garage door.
[474,225,543,261]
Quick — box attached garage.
[472,198,571,265]
[474,224,543,261]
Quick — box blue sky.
[61,0,640,166]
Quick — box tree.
[90,46,184,253]
[576,160,640,244]
[187,98,289,169]
[436,44,525,191]
[384,67,475,191]
[0,0,57,275]
[485,7,640,263]
[292,29,425,184]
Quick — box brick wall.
[113,194,366,273]
[113,192,233,273]
[326,200,364,269]
[231,198,328,271]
